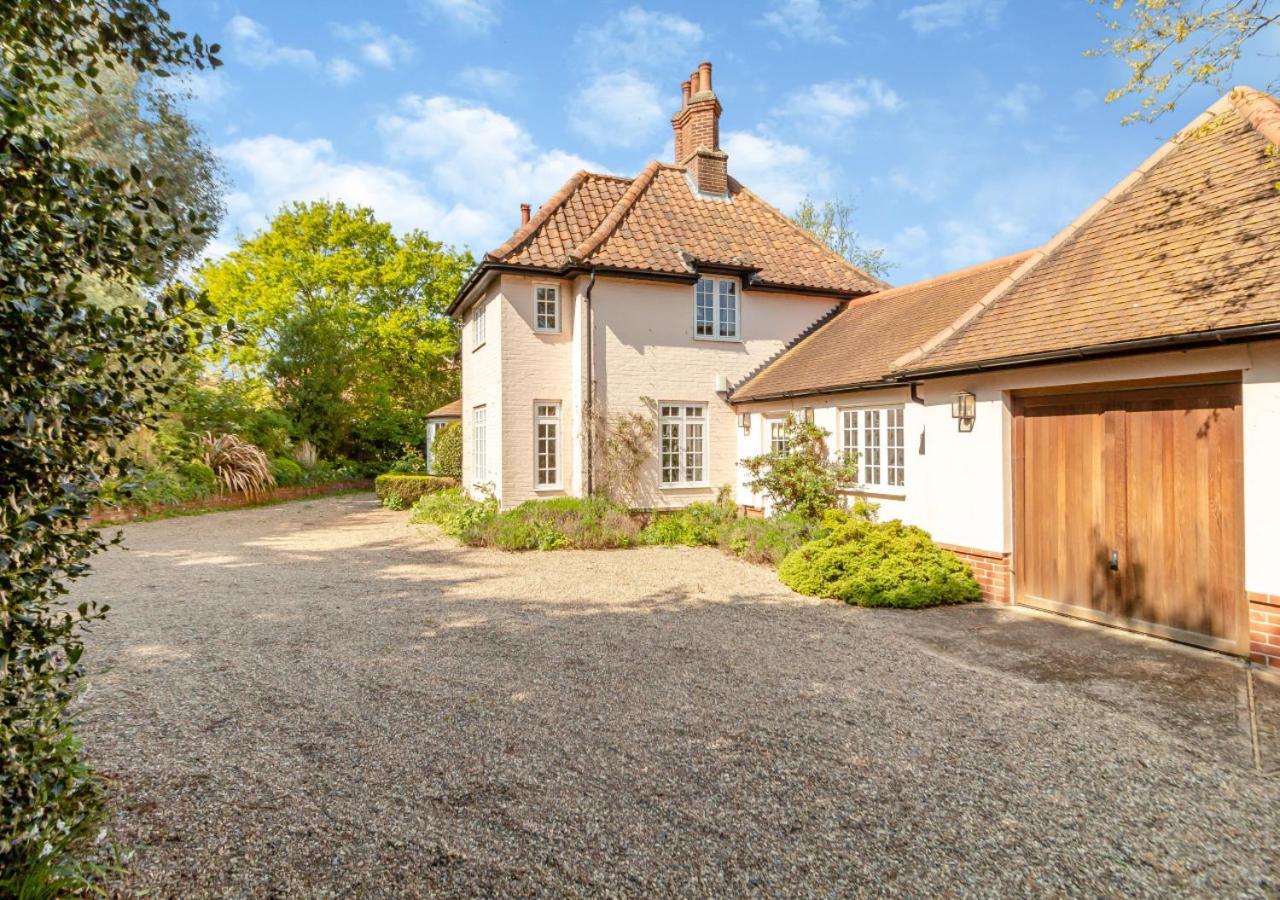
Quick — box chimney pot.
[698,61,712,93]
[520,203,531,225]
[681,80,691,108]
[689,69,701,94]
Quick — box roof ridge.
[731,301,846,397]
[585,171,636,183]
[865,249,1036,302]
[892,90,1241,373]
[569,160,662,263]
[727,177,889,293]
[1228,85,1280,146]
[488,170,589,262]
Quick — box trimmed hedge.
[430,421,462,479]
[779,518,981,608]
[375,473,457,506]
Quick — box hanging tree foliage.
[1,1,222,886]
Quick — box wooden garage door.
[1013,380,1245,653]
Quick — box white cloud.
[568,72,665,148]
[759,0,846,45]
[993,82,1045,121]
[457,66,516,97]
[777,79,902,132]
[331,21,415,69]
[417,0,499,34]
[172,70,233,110]
[376,94,602,248]
[900,0,1005,35]
[721,131,830,212]
[218,135,448,240]
[225,15,317,69]
[575,7,704,71]
[328,58,360,85]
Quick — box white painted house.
[448,64,1280,669]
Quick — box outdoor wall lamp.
[802,407,815,424]
[951,390,976,433]
[738,412,751,434]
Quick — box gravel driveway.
[74,494,1280,897]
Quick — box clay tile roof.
[731,251,1036,402]
[901,86,1280,375]
[426,399,461,418]
[482,163,884,296]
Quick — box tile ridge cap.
[488,170,590,261]
[568,160,662,264]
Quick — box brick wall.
[940,543,1011,605]
[1248,592,1280,670]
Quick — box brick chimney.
[671,61,728,196]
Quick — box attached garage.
[1012,377,1246,653]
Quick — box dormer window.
[695,277,738,340]
[535,284,560,333]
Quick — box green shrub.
[719,512,823,566]
[430,421,462,479]
[740,415,858,521]
[177,459,218,497]
[779,518,981,608]
[271,456,304,486]
[375,473,457,507]
[411,487,498,536]
[466,496,641,550]
[640,497,736,547]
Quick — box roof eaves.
[892,92,1237,373]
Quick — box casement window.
[472,300,486,349]
[534,284,560,333]
[659,403,707,486]
[472,405,487,482]
[534,402,560,488]
[841,406,905,489]
[768,418,790,453]
[694,277,738,340]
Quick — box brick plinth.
[1248,592,1280,670]
[940,543,1012,605]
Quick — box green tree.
[1088,0,1279,123]
[740,415,858,521]
[197,201,473,459]
[793,196,892,280]
[1,1,221,889]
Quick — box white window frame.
[693,277,740,341]
[472,405,487,483]
[659,403,708,487]
[472,299,487,350]
[840,405,906,494]
[767,417,790,454]
[533,401,561,490]
[533,284,560,334]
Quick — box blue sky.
[169,0,1278,284]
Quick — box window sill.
[533,327,561,336]
[841,486,907,500]
[659,482,712,490]
[693,334,742,343]
[533,484,563,492]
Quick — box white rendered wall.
[460,286,503,502]
[591,276,836,509]
[1243,341,1280,597]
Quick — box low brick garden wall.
[89,479,373,525]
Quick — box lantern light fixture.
[802,407,815,424]
[951,391,976,432]
[738,412,751,434]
